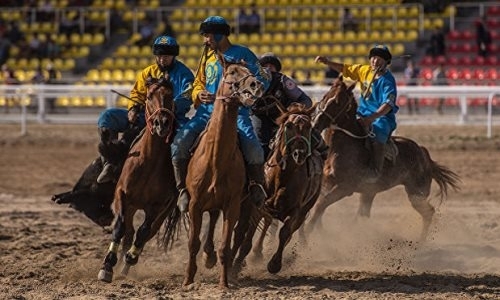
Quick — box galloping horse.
[308,76,460,240]
[98,75,179,283]
[232,103,324,274]
[182,63,265,289]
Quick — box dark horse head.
[144,74,175,142]
[273,103,316,166]
[312,75,358,133]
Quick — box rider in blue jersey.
[171,16,271,212]
[96,36,194,183]
[315,45,399,183]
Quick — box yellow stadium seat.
[101,57,114,69]
[124,69,137,82]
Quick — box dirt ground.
[1,123,500,300]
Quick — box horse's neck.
[205,98,240,153]
[138,132,170,157]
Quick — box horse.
[97,74,179,283]
[307,75,461,240]
[182,62,265,289]
[231,103,324,275]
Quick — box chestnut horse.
[308,76,461,240]
[98,75,179,283]
[182,63,265,289]
[232,103,324,274]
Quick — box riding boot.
[173,159,190,213]
[247,163,267,208]
[365,141,385,183]
[312,128,329,160]
[97,128,119,184]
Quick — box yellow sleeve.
[128,66,154,110]
[192,50,213,108]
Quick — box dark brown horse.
[307,76,461,240]
[182,63,265,289]
[232,103,324,274]
[97,75,179,283]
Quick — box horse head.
[312,75,357,132]
[274,103,316,166]
[217,62,264,107]
[145,74,176,141]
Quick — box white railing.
[1,84,499,137]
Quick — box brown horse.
[232,103,324,274]
[307,76,461,240]
[183,63,265,289]
[97,75,179,283]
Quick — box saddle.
[364,137,398,163]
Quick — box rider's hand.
[359,115,375,129]
[128,108,138,124]
[198,90,215,104]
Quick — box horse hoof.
[203,252,217,269]
[267,260,281,274]
[97,269,113,283]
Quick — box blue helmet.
[152,35,179,56]
[199,16,231,36]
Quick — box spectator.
[342,7,358,32]
[432,62,448,115]
[59,12,80,39]
[31,66,46,84]
[237,7,250,34]
[2,64,20,113]
[0,34,11,66]
[247,3,261,34]
[475,16,492,58]
[5,21,24,46]
[426,26,446,57]
[404,59,420,114]
[135,17,155,46]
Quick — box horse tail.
[425,148,461,204]
[158,205,182,252]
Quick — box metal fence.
[1,84,499,137]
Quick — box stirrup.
[248,182,267,208]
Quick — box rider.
[171,16,270,213]
[315,44,399,183]
[253,52,327,159]
[96,35,194,184]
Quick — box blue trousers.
[171,110,264,165]
[97,108,145,132]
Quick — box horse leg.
[404,178,434,241]
[268,214,301,274]
[184,207,202,286]
[203,210,220,269]
[306,186,352,234]
[121,207,161,276]
[232,212,261,277]
[98,211,132,283]
[218,203,240,289]
[357,192,376,218]
[252,214,272,261]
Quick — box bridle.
[315,87,374,139]
[145,81,175,143]
[268,113,312,170]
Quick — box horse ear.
[338,74,343,81]
[239,59,247,67]
[163,73,170,81]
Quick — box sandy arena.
[1,123,500,299]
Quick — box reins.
[145,82,176,143]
